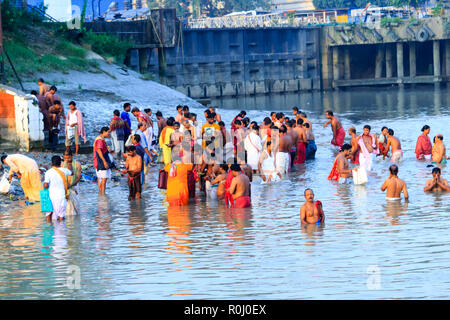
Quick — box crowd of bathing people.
[1,79,449,223]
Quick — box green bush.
[82,31,132,63]
[1,0,45,32]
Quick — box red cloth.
[294,142,306,164]
[351,150,360,164]
[93,137,108,170]
[328,158,339,181]
[224,171,234,207]
[232,195,251,208]
[415,135,432,159]
[187,170,196,198]
[315,200,325,223]
[332,127,345,147]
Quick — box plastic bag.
[0,173,10,194]
[40,189,53,213]
[353,167,368,185]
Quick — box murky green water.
[1,86,449,299]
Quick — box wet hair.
[138,122,146,129]
[53,100,61,106]
[38,78,45,83]
[207,112,216,119]
[388,129,394,136]
[326,110,333,116]
[296,118,304,125]
[69,101,76,107]
[389,164,399,175]
[174,122,180,127]
[303,123,310,128]
[381,126,388,131]
[363,125,371,131]
[204,109,211,115]
[64,148,73,156]
[218,121,225,127]
[30,90,38,95]
[113,109,120,117]
[253,124,260,131]
[264,117,272,125]
[220,164,229,172]
[50,85,57,92]
[100,126,110,134]
[176,105,182,110]
[234,119,242,126]
[131,107,140,113]
[285,120,293,127]
[144,108,151,114]
[182,106,189,112]
[292,107,299,112]
[1,155,8,164]
[133,134,141,143]
[239,111,247,117]
[276,112,284,120]
[184,112,190,119]
[190,113,197,120]
[51,155,62,167]
[341,143,352,151]
[127,145,136,152]
[299,112,307,118]
[123,103,131,109]
[230,164,241,172]
[166,118,175,126]
[266,141,272,147]
[242,117,250,126]
[304,188,314,195]
[434,135,444,143]
[421,125,430,132]
[270,112,276,117]
[432,167,441,174]
[279,125,287,134]
[349,127,356,134]
[155,111,162,117]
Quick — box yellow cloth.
[159,126,174,165]
[201,123,221,149]
[5,154,42,201]
[165,163,193,206]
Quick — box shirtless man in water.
[385,129,403,163]
[335,144,353,184]
[276,125,294,175]
[424,167,450,192]
[300,189,325,224]
[324,110,345,147]
[381,164,409,200]
[227,164,251,208]
[209,164,229,199]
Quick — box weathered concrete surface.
[0,86,44,152]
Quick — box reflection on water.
[1,86,450,299]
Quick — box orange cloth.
[165,163,193,206]
[328,158,339,181]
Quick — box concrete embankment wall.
[157,27,322,99]
[0,86,44,151]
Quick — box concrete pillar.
[445,40,450,76]
[409,42,416,77]
[397,42,404,78]
[434,40,441,77]
[344,47,351,80]
[386,44,393,78]
[332,46,341,82]
[375,44,384,78]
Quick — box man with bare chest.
[381,164,408,200]
[356,125,378,172]
[324,110,345,147]
[385,129,403,163]
[293,118,307,164]
[276,125,293,176]
[300,189,325,224]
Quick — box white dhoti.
[48,196,67,220]
[247,150,260,171]
[391,150,403,163]
[275,152,290,176]
[261,170,280,184]
[66,186,80,216]
[359,152,373,172]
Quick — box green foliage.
[380,17,402,27]
[312,0,426,9]
[81,31,132,63]
[55,40,87,58]
[0,0,45,32]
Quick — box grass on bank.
[1,0,132,85]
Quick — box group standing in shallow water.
[1,81,450,223]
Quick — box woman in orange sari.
[165,161,193,206]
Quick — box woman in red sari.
[415,125,432,160]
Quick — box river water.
[0,86,449,299]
